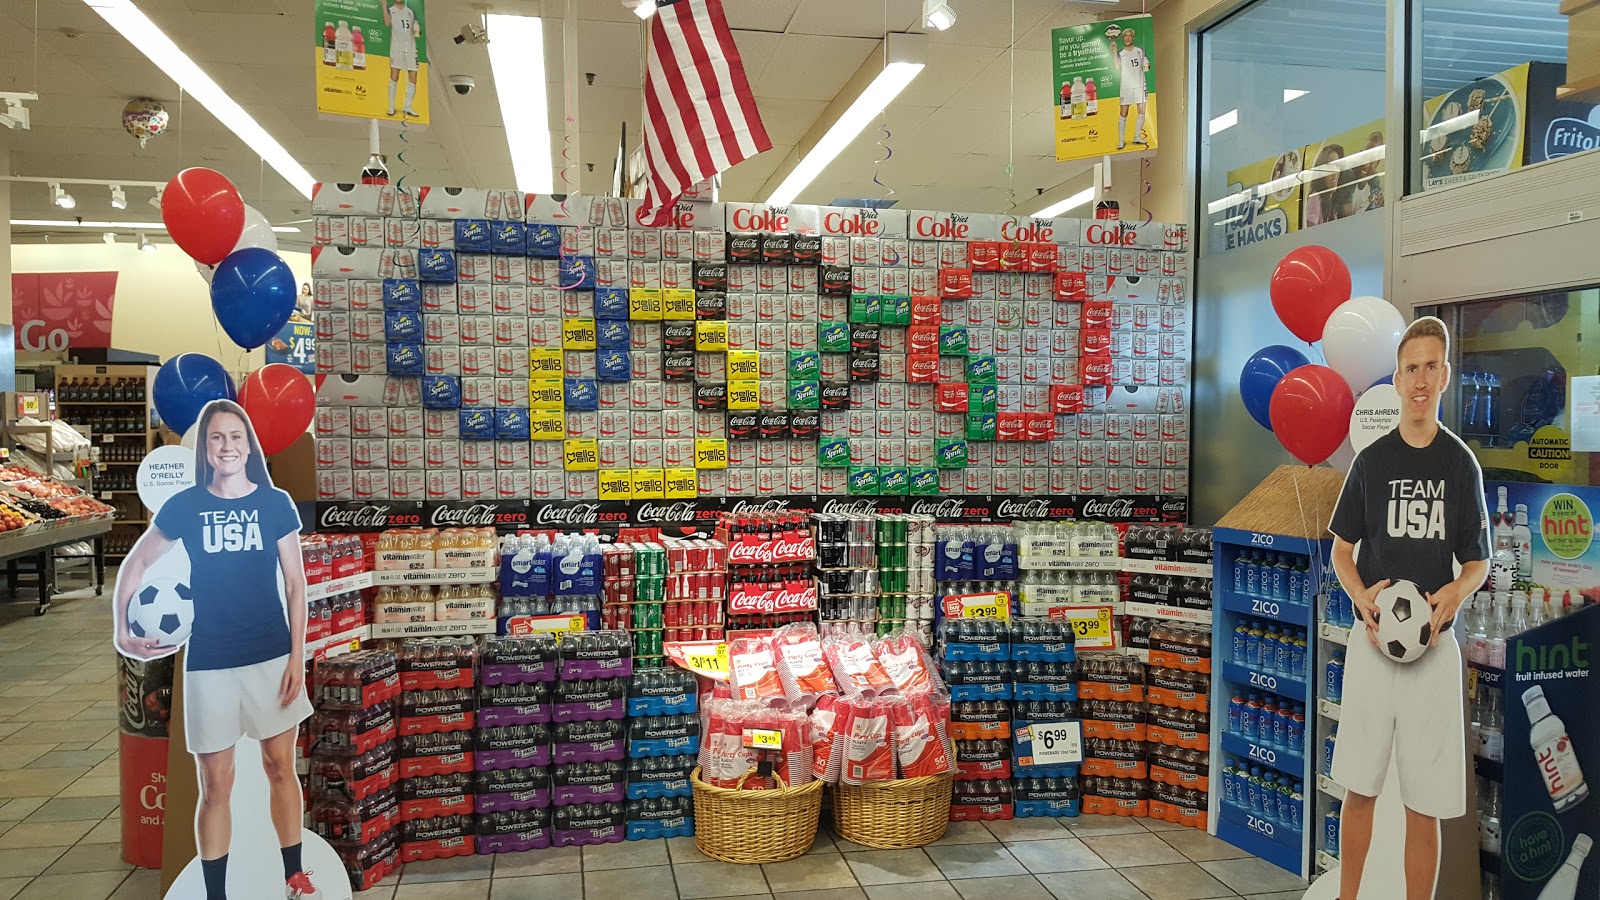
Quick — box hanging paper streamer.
[395,119,413,192]
[1142,157,1153,224]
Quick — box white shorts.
[1120,87,1147,106]
[1330,629,1467,819]
[186,655,313,755]
[391,43,418,72]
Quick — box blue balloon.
[211,247,297,350]
[153,353,237,435]
[1240,345,1312,431]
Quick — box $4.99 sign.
[942,592,1011,621]
[1048,605,1115,649]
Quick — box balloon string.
[999,0,1020,269]
[1142,157,1153,225]
[395,118,412,192]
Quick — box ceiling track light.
[923,0,956,31]
[110,184,127,210]
[149,186,164,210]
[49,182,75,209]
[102,232,116,244]
[136,231,156,253]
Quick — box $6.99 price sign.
[1021,720,1083,765]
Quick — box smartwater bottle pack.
[475,766,551,812]
[553,761,626,805]
[497,536,553,600]
[935,528,975,581]
[551,534,603,596]
[974,526,1018,580]
[477,806,551,854]
[625,796,694,840]
[422,375,462,409]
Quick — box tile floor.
[0,586,1311,900]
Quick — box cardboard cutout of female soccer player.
[1310,317,1490,900]
[112,399,350,900]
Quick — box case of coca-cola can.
[352,469,383,500]
[501,470,534,499]
[560,411,593,439]
[695,412,724,438]
[529,441,561,468]
[697,469,727,497]
[631,379,663,409]
[318,468,354,500]
[350,438,385,470]
[426,470,462,501]
[1161,470,1187,495]
[457,469,491,500]
[459,441,494,471]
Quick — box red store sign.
[12,272,118,351]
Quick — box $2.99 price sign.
[1048,605,1115,649]
[942,592,1011,621]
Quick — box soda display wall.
[309,187,1192,529]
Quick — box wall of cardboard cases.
[308,185,1192,524]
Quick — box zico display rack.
[1211,526,1328,878]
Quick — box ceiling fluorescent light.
[486,14,553,194]
[1283,89,1309,103]
[110,185,127,209]
[11,218,299,233]
[1035,186,1096,218]
[768,38,925,206]
[923,0,956,31]
[1208,109,1237,135]
[83,0,316,199]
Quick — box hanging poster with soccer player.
[314,0,430,124]
[1051,14,1158,162]
[112,400,351,900]
[1309,317,1490,900]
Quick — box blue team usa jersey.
[155,484,302,671]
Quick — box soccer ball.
[1105,24,1123,39]
[128,577,194,647]
[1374,579,1434,664]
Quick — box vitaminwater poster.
[1051,14,1158,162]
[1488,481,1600,603]
[1217,151,1302,251]
[1420,63,1529,192]
[314,0,431,124]
[1501,604,1598,900]
[1302,118,1386,230]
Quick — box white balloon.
[193,205,275,283]
[1326,436,1356,473]
[1322,296,1406,393]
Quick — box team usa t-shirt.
[155,484,302,671]
[1329,427,1490,602]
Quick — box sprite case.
[878,467,909,495]
[939,325,969,356]
[850,295,881,323]
[880,296,911,326]
[966,356,998,384]
[787,380,820,409]
[848,466,880,495]
[819,437,851,468]
[966,413,997,441]
[969,383,998,413]
[910,467,940,495]
[818,323,850,354]
[935,439,969,468]
[787,351,820,380]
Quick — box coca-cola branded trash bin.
[118,654,174,868]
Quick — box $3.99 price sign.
[942,592,1011,621]
[1048,605,1115,649]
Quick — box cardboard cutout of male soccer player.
[112,399,349,900]
[1325,317,1489,900]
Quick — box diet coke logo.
[1081,498,1136,518]
[823,210,882,235]
[319,504,395,529]
[1085,223,1139,247]
[635,501,700,524]
[909,498,970,519]
[1000,219,1054,242]
[430,503,499,528]
[653,202,702,229]
[534,503,601,526]
[731,206,790,233]
[913,213,970,240]
[996,499,1050,518]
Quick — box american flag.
[638,0,771,226]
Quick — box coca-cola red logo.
[913,214,970,239]
[731,206,790,232]
[822,211,882,235]
[727,533,815,565]
[727,583,818,614]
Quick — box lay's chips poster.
[1217,150,1302,251]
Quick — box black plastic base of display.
[314,494,1188,531]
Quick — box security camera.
[448,75,476,96]
[454,24,488,45]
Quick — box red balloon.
[161,168,245,265]
[239,364,315,456]
[1269,245,1353,343]
[1269,365,1355,466]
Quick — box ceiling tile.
[722,0,802,32]
[752,34,880,101]
[786,0,921,38]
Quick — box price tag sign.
[942,591,1011,621]
[1047,605,1115,648]
[506,614,588,636]
[1024,720,1083,765]
[743,728,782,749]
[666,640,730,680]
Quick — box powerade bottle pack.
[552,717,626,763]
[477,680,553,727]
[398,771,474,822]
[553,760,626,805]
[553,801,625,847]
[1011,619,1075,663]
[940,619,1011,660]
[399,812,475,862]
[626,713,700,758]
[624,796,695,840]
[627,668,697,717]
[1013,776,1081,818]
[476,723,552,771]
[477,806,552,853]
[475,765,551,813]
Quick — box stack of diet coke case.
[306,649,402,890]
[474,634,556,854]
[623,666,699,839]
[812,512,938,645]
[394,637,479,862]
[550,630,633,846]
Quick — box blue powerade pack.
[624,755,694,800]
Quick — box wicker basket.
[830,775,953,849]
[691,767,824,864]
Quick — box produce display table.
[0,518,112,615]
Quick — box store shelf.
[1319,623,1349,646]
[1317,699,1341,722]
[305,625,370,660]
[1317,774,1346,801]
[1220,731,1306,780]
[369,619,497,638]
[1121,558,1213,578]
[1018,556,1122,571]
[1474,754,1504,783]
[1221,661,1308,702]
[1217,803,1305,876]
[371,568,496,586]
[1219,589,1313,629]
[57,401,146,406]
[307,571,374,601]
[1317,849,1339,874]
[1124,601,1213,625]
